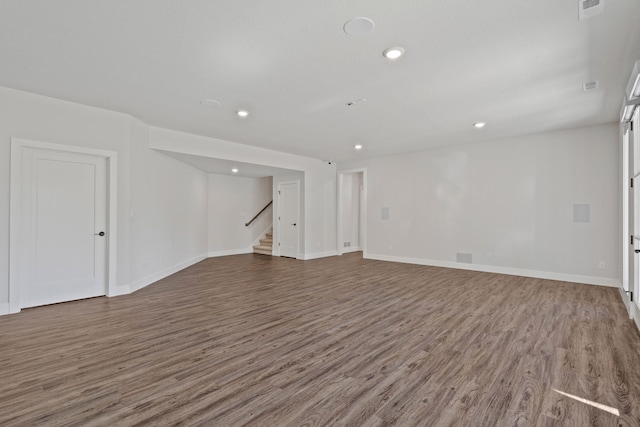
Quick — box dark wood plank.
[1,253,639,426]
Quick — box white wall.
[339,172,361,251]
[148,127,337,259]
[208,174,272,255]
[127,119,208,292]
[340,124,620,286]
[304,165,338,259]
[0,87,338,315]
[0,86,210,312]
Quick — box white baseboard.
[364,253,621,288]
[301,250,338,260]
[128,253,208,294]
[0,303,9,316]
[340,246,362,254]
[632,302,640,332]
[208,248,253,258]
[108,285,131,297]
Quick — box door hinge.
[631,235,635,245]
[278,242,280,246]
[278,190,281,195]
[632,121,635,132]
[278,216,281,220]
[632,178,634,188]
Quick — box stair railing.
[245,200,273,227]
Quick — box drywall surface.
[208,174,272,254]
[149,126,337,259]
[340,124,620,285]
[128,118,208,289]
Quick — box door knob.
[95,231,105,236]
[292,223,296,226]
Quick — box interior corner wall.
[339,124,620,286]
[208,174,273,255]
[148,127,338,261]
[127,118,208,291]
[0,86,210,311]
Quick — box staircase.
[253,231,273,256]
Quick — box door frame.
[337,168,367,256]
[623,107,640,330]
[276,180,300,258]
[631,109,640,322]
[623,124,631,297]
[9,138,118,314]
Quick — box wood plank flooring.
[1,253,640,426]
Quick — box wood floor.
[1,253,640,426]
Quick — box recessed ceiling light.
[343,17,375,36]
[473,122,487,128]
[231,168,239,173]
[236,110,249,118]
[200,99,220,106]
[383,47,405,60]
[354,144,363,150]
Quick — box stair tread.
[253,245,272,250]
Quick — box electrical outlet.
[598,261,606,270]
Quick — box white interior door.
[19,147,107,308]
[278,182,299,258]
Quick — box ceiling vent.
[578,0,603,20]
[583,81,599,92]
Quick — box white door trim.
[277,180,300,258]
[9,138,118,314]
[336,168,367,256]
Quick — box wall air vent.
[583,81,599,92]
[578,0,603,20]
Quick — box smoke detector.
[343,17,375,36]
[346,98,366,107]
[578,0,603,20]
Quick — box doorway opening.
[337,169,366,256]
[277,180,300,258]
